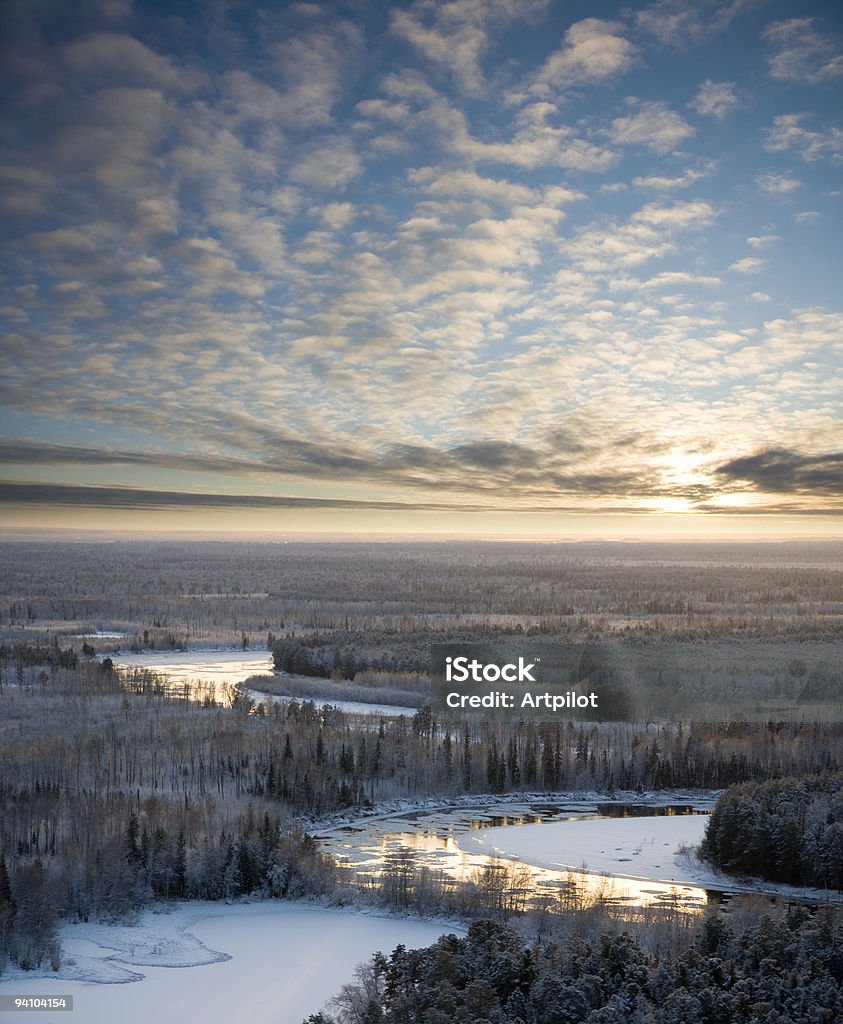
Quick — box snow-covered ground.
[0,902,463,1024]
[74,630,127,639]
[245,688,418,718]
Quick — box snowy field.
[0,902,462,1024]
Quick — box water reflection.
[318,801,712,912]
[113,651,416,716]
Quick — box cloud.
[390,0,548,95]
[746,234,778,249]
[630,165,715,190]
[635,0,759,49]
[392,92,619,172]
[409,166,543,207]
[88,0,133,21]
[755,171,802,193]
[0,428,698,508]
[764,113,843,163]
[525,18,636,98]
[288,136,361,189]
[564,200,716,272]
[0,481,489,513]
[268,19,364,127]
[690,80,740,119]
[729,257,765,274]
[642,271,721,289]
[63,32,204,93]
[610,99,694,154]
[715,449,843,495]
[315,202,357,230]
[0,163,56,216]
[764,18,843,84]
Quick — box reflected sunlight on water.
[317,802,712,912]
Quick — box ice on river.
[113,649,274,688]
[461,814,711,885]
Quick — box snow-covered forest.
[1,539,841,1019]
[306,912,843,1024]
[701,773,843,889]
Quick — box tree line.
[4,540,843,645]
[306,907,843,1024]
[700,772,843,890]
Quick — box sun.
[652,497,696,514]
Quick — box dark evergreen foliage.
[312,910,843,1024]
[701,772,843,889]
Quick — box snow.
[460,814,710,886]
[0,902,463,1024]
[246,689,418,718]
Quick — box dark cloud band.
[715,449,843,496]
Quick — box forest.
[1,538,841,1010]
[1,637,841,975]
[306,910,843,1024]
[700,773,843,890]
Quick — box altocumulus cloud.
[0,0,841,532]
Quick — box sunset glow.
[1,1,841,538]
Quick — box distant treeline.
[701,772,843,890]
[4,539,843,645]
[307,909,843,1024]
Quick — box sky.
[1,0,841,538]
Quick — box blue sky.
[1,0,841,536]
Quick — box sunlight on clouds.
[765,114,843,163]
[523,18,637,100]
[755,172,802,193]
[729,257,765,274]
[653,497,694,513]
[610,99,694,155]
[0,0,841,536]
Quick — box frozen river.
[0,903,462,1024]
[113,649,417,716]
[317,797,717,911]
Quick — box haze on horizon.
[1,0,841,539]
